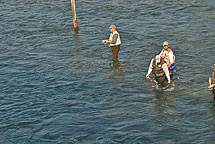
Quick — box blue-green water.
[1,0,215,143]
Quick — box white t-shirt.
[159,49,174,65]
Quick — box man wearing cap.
[159,41,175,68]
[102,25,121,62]
[146,55,171,86]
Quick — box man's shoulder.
[113,31,120,35]
[168,48,174,53]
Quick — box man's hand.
[208,84,215,89]
[146,75,149,79]
[102,40,107,43]
[102,40,111,44]
[168,80,171,84]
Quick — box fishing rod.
[147,77,158,84]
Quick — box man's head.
[160,52,166,59]
[163,41,169,50]
[109,25,116,33]
[213,64,215,71]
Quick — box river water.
[1,0,215,143]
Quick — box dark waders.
[155,73,173,89]
[155,75,168,87]
[213,87,215,99]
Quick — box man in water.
[208,64,215,88]
[208,64,215,98]
[102,25,121,62]
[146,55,171,86]
[159,41,175,68]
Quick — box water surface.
[1,0,215,143]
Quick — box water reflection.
[106,61,126,88]
[72,32,83,51]
[113,61,121,68]
[154,91,175,115]
[210,98,215,116]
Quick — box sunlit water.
[1,0,215,143]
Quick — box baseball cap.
[109,25,116,29]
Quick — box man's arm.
[169,51,174,64]
[159,49,164,56]
[146,59,154,78]
[209,77,212,85]
[102,34,118,44]
[162,63,171,83]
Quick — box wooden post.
[71,0,78,32]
